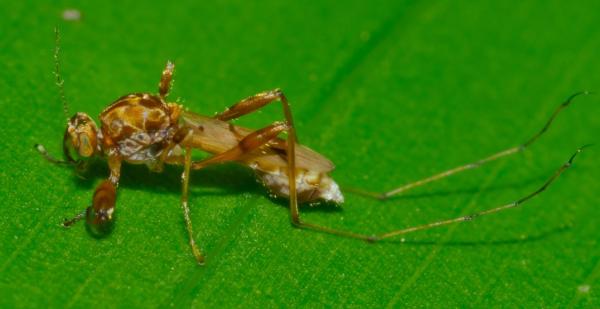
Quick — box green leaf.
[1,1,599,307]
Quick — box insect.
[37,29,590,265]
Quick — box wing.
[180,110,335,173]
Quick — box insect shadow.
[73,157,555,234]
[76,157,548,214]
[384,224,572,246]
[371,174,547,202]
[72,159,264,198]
[73,159,343,213]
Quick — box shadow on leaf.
[381,224,572,246]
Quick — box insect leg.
[62,210,85,227]
[63,180,118,231]
[210,90,305,233]
[285,146,588,242]
[199,92,588,242]
[371,145,590,241]
[180,146,205,265]
[189,122,290,169]
[172,122,291,264]
[210,90,310,224]
[212,90,376,239]
[344,91,592,200]
[63,156,122,230]
[158,61,174,99]
[214,89,295,127]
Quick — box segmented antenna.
[54,27,70,120]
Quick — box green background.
[1,1,599,307]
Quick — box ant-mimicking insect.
[36,28,591,265]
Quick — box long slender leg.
[205,89,330,233]
[374,145,590,241]
[158,61,174,99]
[202,90,589,243]
[216,89,377,237]
[289,145,589,242]
[170,122,290,265]
[181,146,205,264]
[170,122,290,266]
[211,90,407,239]
[185,117,367,239]
[251,96,589,240]
[208,89,303,226]
[345,92,591,200]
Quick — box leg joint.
[291,215,302,227]
[272,88,284,97]
[366,235,380,243]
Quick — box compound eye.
[65,113,98,160]
[78,132,95,157]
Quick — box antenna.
[54,27,70,120]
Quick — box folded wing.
[180,110,335,173]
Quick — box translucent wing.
[180,110,335,172]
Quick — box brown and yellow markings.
[101,93,172,141]
[38,39,588,265]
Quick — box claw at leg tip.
[192,248,205,265]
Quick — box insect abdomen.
[254,167,344,204]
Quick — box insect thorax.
[100,93,179,164]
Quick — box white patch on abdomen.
[255,167,344,204]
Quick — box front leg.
[63,154,122,235]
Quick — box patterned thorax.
[100,93,180,164]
